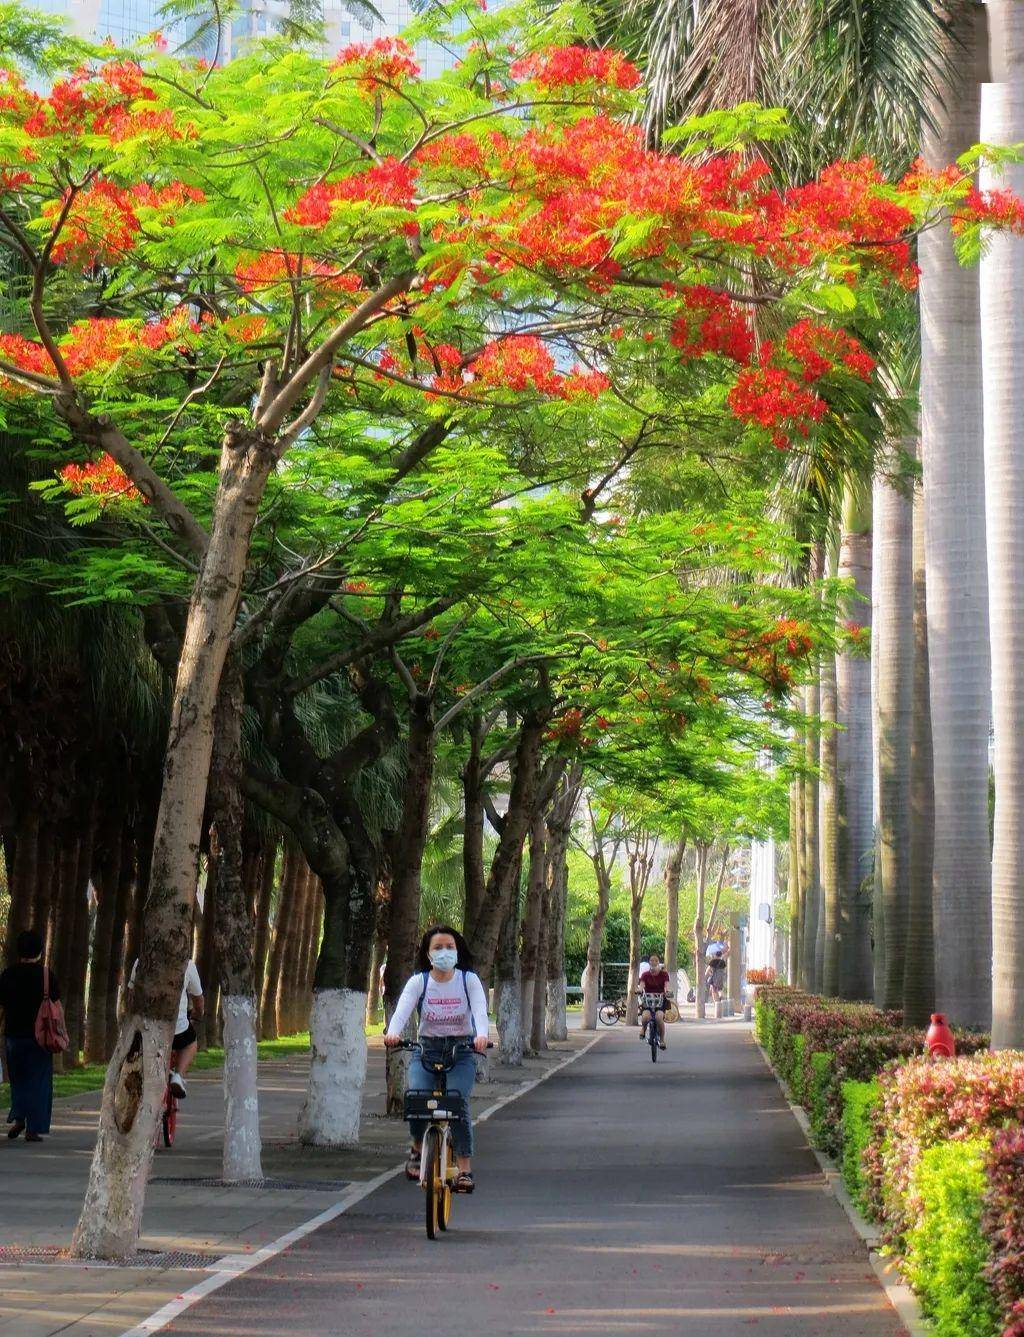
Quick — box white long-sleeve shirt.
[386,970,489,1040]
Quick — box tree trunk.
[836,479,874,999]
[252,840,277,1013]
[519,810,547,1033]
[85,802,126,1064]
[33,822,56,953]
[904,482,936,1025]
[544,779,576,1042]
[580,895,608,1031]
[73,433,276,1260]
[820,640,841,996]
[495,888,524,1066]
[920,1,992,1031]
[873,450,914,1010]
[210,657,263,1183]
[196,856,219,1047]
[4,809,39,963]
[694,843,710,1019]
[788,783,800,987]
[663,834,685,983]
[260,842,299,1039]
[982,0,1024,1047]
[280,866,312,1037]
[462,715,487,936]
[801,679,820,992]
[465,710,547,976]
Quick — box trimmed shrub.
[808,1049,832,1147]
[983,1128,1024,1327]
[869,1052,1024,1244]
[904,1139,999,1337]
[790,1033,807,1101]
[841,1078,880,1211]
[814,1029,990,1160]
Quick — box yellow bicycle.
[398,1039,490,1240]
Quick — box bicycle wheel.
[648,1021,658,1063]
[424,1126,442,1240]
[437,1131,453,1232]
[598,1003,619,1026]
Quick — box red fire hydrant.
[926,1013,956,1058]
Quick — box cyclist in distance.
[637,951,671,1051]
[385,925,489,1194]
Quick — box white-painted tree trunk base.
[72,1015,171,1260]
[496,979,523,1066]
[581,961,599,1030]
[546,976,567,1040]
[221,995,263,1183]
[300,989,367,1147]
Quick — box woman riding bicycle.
[384,925,489,1194]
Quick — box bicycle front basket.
[404,1091,466,1122]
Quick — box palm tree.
[836,478,874,998]
[980,0,1024,1049]
[919,0,992,1030]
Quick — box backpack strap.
[42,965,49,1001]
[415,970,430,1018]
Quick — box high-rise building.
[35,0,468,74]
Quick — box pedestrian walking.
[0,930,61,1142]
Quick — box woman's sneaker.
[169,1072,187,1099]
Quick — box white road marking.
[121,1032,603,1335]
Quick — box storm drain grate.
[152,1175,350,1191]
[0,1246,214,1270]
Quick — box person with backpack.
[0,929,65,1142]
[384,925,489,1194]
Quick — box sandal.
[454,1171,475,1194]
[405,1146,421,1181]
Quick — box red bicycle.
[156,1072,179,1148]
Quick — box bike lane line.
[120,1033,603,1337]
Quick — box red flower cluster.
[954,185,1024,235]
[417,133,488,173]
[60,452,144,505]
[333,38,420,92]
[473,335,559,393]
[545,707,583,741]
[471,336,609,400]
[46,179,205,267]
[669,286,754,364]
[727,366,827,449]
[782,319,875,382]
[285,158,418,227]
[0,317,195,387]
[3,61,185,144]
[725,617,814,691]
[510,46,641,91]
[0,333,52,390]
[234,251,363,296]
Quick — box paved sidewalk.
[0,1030,586,1337]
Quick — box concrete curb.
[751,1037,928,1337]
[121,1033,603,1336]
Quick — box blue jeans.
[5,1037,53,1135]
[407,1036,476,1158]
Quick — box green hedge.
[841,1079,879,1211]
[808,1050,832,1147]
[789,1033,806,1102]
[904,1140,1000,1337]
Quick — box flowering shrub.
[746,967,776,985]
[59,453,144,505]
[868,1052,1024,1244]
[983,1128,1024,1326]
[904,1140,999,1337]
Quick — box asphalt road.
[167,1022,905,1337]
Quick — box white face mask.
[429,947,458,971]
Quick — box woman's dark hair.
[17,929,43,960]
[415,924,473,973]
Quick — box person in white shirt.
[128,958,204,1098]
[385,925,489,1194]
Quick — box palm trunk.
[836,479,874,999]
[873,449,915,1010]
[4,809,38,962]
[919,0,992,1031]
[73,433,277,1260]
[787,786,800,986]
[904,482,936,1025]
[820,640,841,996]
[801,680,820,991]
[252,840,277,1014]
[982,0,1024,1047]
